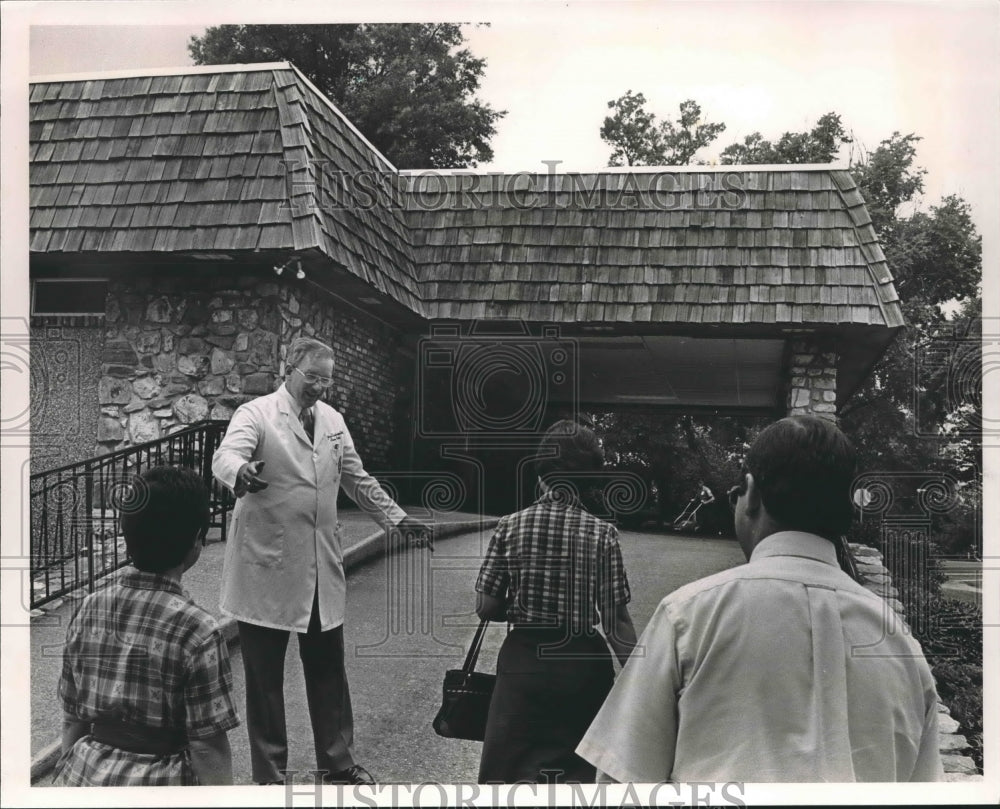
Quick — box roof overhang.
[411,320,902,415]
[576,334,785,411]
[29,249,427,332]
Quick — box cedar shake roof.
[403,168,904,329]
[29,63,904,336]
[29,63,422,313]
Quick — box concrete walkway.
[29,509,497,781]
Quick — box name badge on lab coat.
[326,431,343,475]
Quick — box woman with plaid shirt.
[475,420,637,783]
[54,466,240,786]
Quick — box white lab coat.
[211,384,406,632]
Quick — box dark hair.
[535,419,605,482]
[121,466,210,573]
[745,415,856,537]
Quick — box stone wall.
[28,320,102,473]
[850,543,981,780]
[97,267,408,469]
[273,283,410,467]
[786,338,838,420]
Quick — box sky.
[15,0,1000,238]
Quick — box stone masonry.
[96,267,408,469]
[28,321,103,472]
[786,338,838,421]
[849,543,981,780]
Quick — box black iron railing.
[29,419,234,609]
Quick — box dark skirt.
[478,627,614,784]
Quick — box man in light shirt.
[212,336,431,785]
[577,414,943,782]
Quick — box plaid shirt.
[476,491,631,631]
[55,568,240,786]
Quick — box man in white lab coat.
[212,336,431,785]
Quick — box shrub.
[854,519,947,593]
[931,658,983,772]
[909,589,983,773]
[845,518,880,549]
[933,496,981,557]
[911,595,983,666]
[849,521,983,773]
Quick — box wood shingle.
[30,63,423,315]
[400,165,904,329]
[30,63,903,334]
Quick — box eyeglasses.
[294,367,333,388]
[727,480,747,510]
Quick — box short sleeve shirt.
[476,491,630,630]
[59,568,240,739]
[576,532,944,782]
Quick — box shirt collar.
[277,382,311,415]
[749,531,840,567]
[119,567,188,598]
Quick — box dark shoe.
[325,764,375,785]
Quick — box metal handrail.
[30,421,228,477]
[28,419,234,609]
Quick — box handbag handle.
[462,618,490,673]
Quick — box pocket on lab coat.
[239,520,285,568]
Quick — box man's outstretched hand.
[234,461,268,498]
[396,516,434,552]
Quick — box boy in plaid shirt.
[55,466,240,786]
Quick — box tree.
[599,91,663,167]
[595,411,763,532]
[882,196,981,310]
[719,112,851,165]
[600,92,725,166]
[188,23,505,169]
[838,154,981,475]
[594,107,983,557]
[850,132,926,236]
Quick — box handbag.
[432,618,496,741]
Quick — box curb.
[30,518,497,783]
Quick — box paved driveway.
[33,527,745,786]
[225,528,744,785]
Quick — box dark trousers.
[237,596,354,784]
